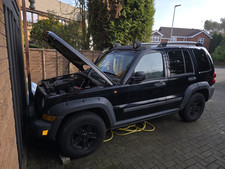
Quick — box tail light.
[212,72,216,85]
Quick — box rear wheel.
[179,93,205,122]
[57,112,106,158]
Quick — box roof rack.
[157,41,203,47]
[142,43,159,45]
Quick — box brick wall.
[157,34,211,51]
[0,0,19,168]
[29,48,101,83]
[188,32,211,51]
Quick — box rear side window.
[168,51,185,75]
[193,49,210,72]
[168,50,193,76]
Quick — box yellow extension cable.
[104,121,155,142]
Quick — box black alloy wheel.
[57,112,106,158]
[71,125,98,150]
[179,93,205,122]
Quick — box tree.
[89,0,155,50]
[204,17,225,55]
[30,13,81,49]
[30,13,64,48]
[212,36,225,62]
[107,0,155,46]
[59,0,90,49]
[88,0,111,50]
[204,18,225,35]
[209,32,223,53]
[61,21,82,49]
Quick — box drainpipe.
[21,0,35,100]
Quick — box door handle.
[188,76,196,82]
[154,81,166,87]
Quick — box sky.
[153,0,225,30]
[60,0,225,30]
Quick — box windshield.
[96,50,137,78]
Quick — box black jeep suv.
[28,31,216,158]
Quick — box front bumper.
[27,103,63,140]
[27,103,52,138]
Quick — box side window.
[168,51,185,75]
[193,49,210,72]
[183,51,193,73]
[168,50,194,76]
[135,53,164,80]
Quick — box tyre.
[179,93,205,122]
[57,112,106,158]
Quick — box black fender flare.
[47,97,116,139]
[179,82,214,110]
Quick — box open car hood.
[43,31,113,86]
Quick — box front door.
[115,52,168,121]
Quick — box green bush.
[107,0,155,46]
[212,38,225,62]
[30,13,81,49]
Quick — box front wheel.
[179,93,205,122]
[57,112,106,158]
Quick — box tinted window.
[183,51,193,73]
[193,49,210,72]
[168,51,185,75]
[135,53,164,79]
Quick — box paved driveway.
[27,68,225,169]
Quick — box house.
[22,0,80,39]
[152,27,212,51]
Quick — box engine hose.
[104,121,155,142]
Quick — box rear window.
[193,49,210,72]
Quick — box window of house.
[33,13,38,23]
[26,11,32,22]
[169,37,177,42]
[25,11,38,23]
[151,36,161,42]
[183,38,187,41]
[135,53,164,79]
[198,38,204,44]
[193,49,210,72]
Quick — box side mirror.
[130,71,146,83]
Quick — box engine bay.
[39,73,100,96]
